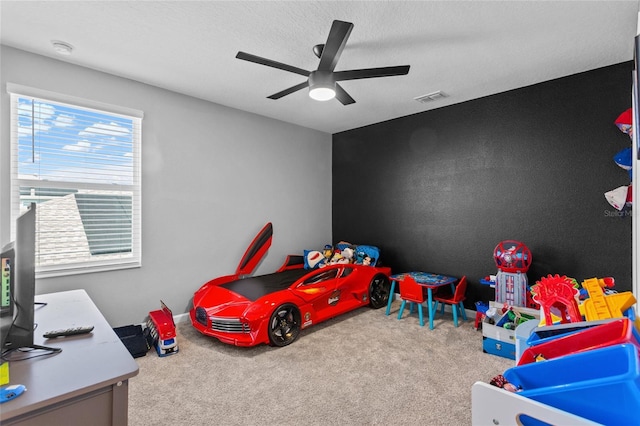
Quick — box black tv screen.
[1,203,36,352]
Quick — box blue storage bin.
[504,344,640,425]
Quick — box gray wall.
[0,46,332,326]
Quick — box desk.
[385,272,457,330]
[1,289,139,426]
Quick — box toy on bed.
[303,249,328,269]
[327,242,355,265]
[355,245,379,266]
[304,242,380,269]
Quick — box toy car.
[189,223,392,347]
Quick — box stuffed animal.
[341,246,355,263]
[304,250,327,269]
[615,108,633,139]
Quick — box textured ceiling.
[1,1,639,134]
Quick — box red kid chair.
[432,276,468,327]
[396,276,426,327]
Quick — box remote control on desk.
[43,326,94,339]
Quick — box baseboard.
[173,312,190,324]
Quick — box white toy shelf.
[471,382,600,426]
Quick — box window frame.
[7,83,143,278]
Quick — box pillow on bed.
[334,241,352,251]
[303,250,326,269]
[355,245,380,266]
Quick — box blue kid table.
[385,271,458,329]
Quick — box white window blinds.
[8,84,143,277]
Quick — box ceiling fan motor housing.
[308,70,336,101]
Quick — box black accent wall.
[333,61,633,307]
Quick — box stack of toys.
[303,242,380,269]
[487,274,640,425]
[482,240,540,360]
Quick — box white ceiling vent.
[414,91,448,103]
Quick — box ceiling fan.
[236,20,410,105]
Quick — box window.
[8,84,143,277]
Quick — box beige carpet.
[128,301,513,425]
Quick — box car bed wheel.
[268,303,301,347]
[368,274,391,309]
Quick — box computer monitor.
[1,203,38,352]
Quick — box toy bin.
[482,302,539,360]
[504,344,640,426]
[526,318,617,348]
[518,318,640,366]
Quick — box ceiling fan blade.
[334,65,410,81]
[317,20,354,72]
[267,81,309,100]
[236,52,310,77]
[335,83,355,105]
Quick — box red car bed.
[190,223,392,347]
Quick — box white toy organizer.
[471,382,599,426]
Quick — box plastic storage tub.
[518,318,640,366]
[504,344,640,425]
[525,318,617,347]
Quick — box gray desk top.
[1,289,139,420]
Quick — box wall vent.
[414,91,448,103]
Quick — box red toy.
[531,274,581,326]
[493,240,531,273]
[147,301,178,356]
[189,223,392,347]
[493,240,532,307]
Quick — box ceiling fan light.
[308,70,336,101]
[309,87,336,101]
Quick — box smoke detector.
[51,40,73,56]
[414,91,448,103]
